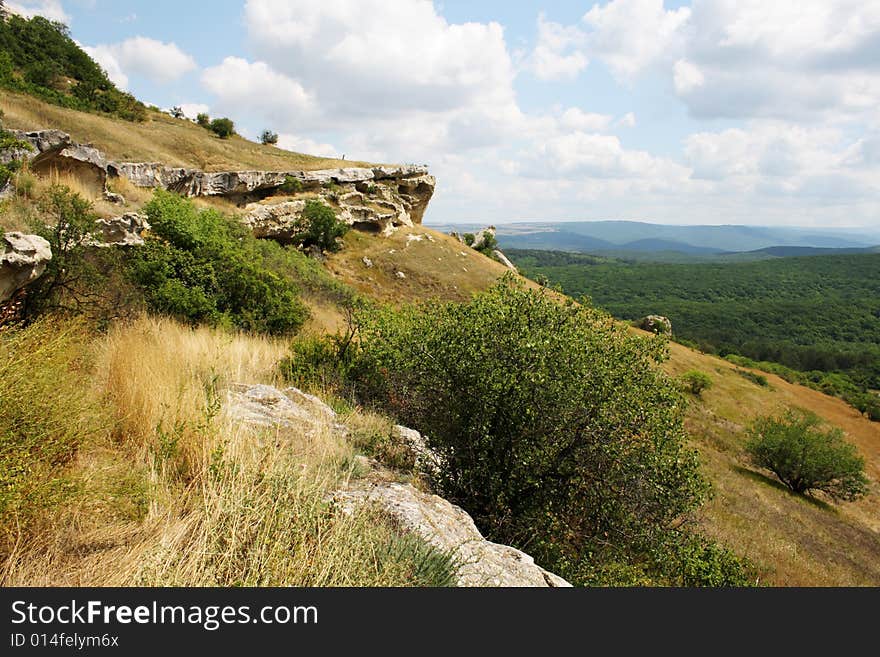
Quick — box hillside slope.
[1,91,373,172]
[328,233,880,586]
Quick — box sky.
[7,0,880,228]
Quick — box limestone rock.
[493,249,518,273]
[226,383,336,429]
[334,481,571,587]
[639,315,673,335]
[31,144,108,193]
[471,226,497,251]
[391,425,442,478]
[1,130,69,164]
[362,257,374,268]
[92,213,150,247]
[242,200,309,243]
[1,232,52,302]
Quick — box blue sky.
[8,1,880,228]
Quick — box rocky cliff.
[0,231,51,302]
[9,129,435,239]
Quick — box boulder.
[493,249,518,272]
[92,213,150,247]
[639,315,673,335]
[226,383,337,430]
[391,425,443,478]
[334,481,571,587]
[1,130,69,164]
[241,200,310,243]
[471,226,497,251]
[0,232,52,302]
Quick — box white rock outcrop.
[225,384,570,588]
[92,212,150,247]
[1,232,52,302]
[334,481,571,587]
[1,129,435,238]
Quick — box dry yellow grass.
[2,316,450,586]
[327,225,516,304]
[1,92,379,172]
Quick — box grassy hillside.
[0,91,373,172]
[509,249,880,414]
[328,236,880,585]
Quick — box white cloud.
[616,112,637,128]
[582,0,691,80]
[523,131,690,184]
[558,107,613,132]
[84,37,197,89]
[6,0,68,22]
[678,1,880,122]
[202,57,314,126]
[527,13,588,81]
[277,133,338,159]
[673,59,704,94]
[178,103,210,120]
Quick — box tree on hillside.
[348,277,719,582]
[170,106,184,119]
[746,410,868,501]
[209,117,235,139]
[196,112,210,128]
[260,129,279,146]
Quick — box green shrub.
[680,370,713,396]
[745,410,868,501]
[260,129,279,146]
[279,175,303,194]
[196,112,210,128]
[209,117,235,139]
[348,277,717,583]
[736,368,769,387]
[299,200,349,252]
[462,232,475,247]
[127,191,309,334]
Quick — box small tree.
[170,106,185,119]
[260,129,279,146]
[209,117,235,139]
[299,200,348,252]
[745,410,868,501]
[196,112,210,128]
[680,370,713,397]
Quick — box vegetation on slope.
[286,278,755,586]
[0,14,146,121]
[509,249,880,419]
[0,316,454,585]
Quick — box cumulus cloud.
[177,103,210,120]
[276,134,338,159]
[6,0,68,22]
[202,57,314,125]
[582,0,691,80]
[84,37,197,89]
[527,13,588,81]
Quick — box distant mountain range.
[428,220,880,259]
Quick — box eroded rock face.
[334,482,571,587]
[92,213,150,247]
[224,384,569,587]
[5,129,435,238]
[31,144,109,194]
[1,232,52,302]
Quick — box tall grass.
[1,315,454,586]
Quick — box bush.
[127,191,309,334]
[260,129,279,146]
[745,410,868,501]
[299,200,349,252]
[736,368,769,387]
[279,175,303,194]
[209,117,235,139]
[196,112,210,128]
[347,277,719,583]
[680,370,713,396]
